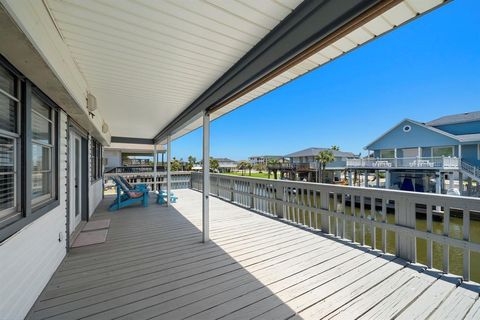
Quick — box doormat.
[82,219,110,231]
[72,229,108,248]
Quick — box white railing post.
[202,112,210,243]
[167,135,171,206]
[320,189,330,233]
[395,197,416,262]
[153,144,157,192]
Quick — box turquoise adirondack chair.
[118,175,148,192]
[156,189,178,205]
[109,176,149,211]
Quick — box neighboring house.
[104,143,166,173]
[346,111,480,195]
[281,147,358,182]
[214,158,238,173]
[248,155,284,165]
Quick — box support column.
[202,112,210,243]
[436,172,442,194]
[459,172,464,195]
[449,173,454,190]
[167,135,172,206]
[153,144,157,192]
[375,170,380,188]
[348,171,353,186]
[364,170,368,187]
[385,171,391,189]
[467,178,473,196]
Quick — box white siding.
[0,111,68,320]
[89,180,103,217]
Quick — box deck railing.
[104,171,191,191]
[346,156,460,170]
[191,172,480,281]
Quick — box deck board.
[28,189,480,320]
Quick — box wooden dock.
[27,189,480,320]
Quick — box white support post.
[202,112,210,243]
[167,135,172,206]
[375,170,380,188]
[153,145,157,192]
[458,144,462,159]
[348,171,353,186]
[385,171,391,189]
[364,170,368,188]
[449,173,454,190]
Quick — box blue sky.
[171,0,480,161]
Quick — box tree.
[209,157,219,172]
[331,145,340,151]
[267,159,280,180]
[254,163,265,173]
[237,161,249,176]
[315,150,335,183]
[246,163,253,176]
[186,156,196,171]
[170,157,182,171]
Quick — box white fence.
[191,172,480,281]
[346,157,460,170]
[104,171,191,192]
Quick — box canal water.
[287,197,480,283]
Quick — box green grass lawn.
[223,171,272,179]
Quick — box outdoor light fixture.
[86,92,97,112]
[102,121,109,134]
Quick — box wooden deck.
[28,189,480,320]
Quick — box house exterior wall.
[89,180,104,217]
[462,144,480,166]
[434,121,480,135]
[0,111,68,319]
[368,120,459,151]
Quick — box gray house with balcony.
[284,147,359,182]
[346,112,480,195]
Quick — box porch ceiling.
[44,0,303,140]
[43,0,447,144]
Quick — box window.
[1,56,60,241]
[91,138,102,181]
[432,146,453,157]
[0,65,19,223]
[380,149,395,158]
[31,93,56,208]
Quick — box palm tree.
[331,145,340,151]
[267,159,280,179]
[246,163,253,176]
[170,157,182,171]
[237,161,248,176]
[186,156,196,171]
[209,157,219,172]
[315,150,335,183]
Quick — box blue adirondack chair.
[118,175,148,192]
[156,189,178,205]
[109,176,149,211]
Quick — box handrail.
[346,156,460,169]
[104,171,191,190]
[191,172,480,281]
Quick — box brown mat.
[72,229,108,248]
[83,219,110,231]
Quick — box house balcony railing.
[268,160,348,171]
[191,172,480,281]
[346,157,460,170]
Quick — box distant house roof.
[426,111,480,126]
[248,155,283,158]
[285,147,357,158]
[214,157,237,163]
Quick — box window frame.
[90,138,102,183]
[432,146,454,158]
[31,90,58,209]
[0,56,60,242]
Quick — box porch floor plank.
[27,189,480,320]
